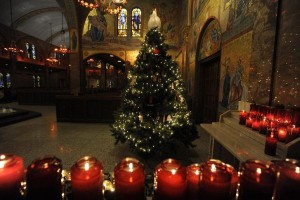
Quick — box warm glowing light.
[296,167,300,174]
[128,163,134,172]
[171,169,176,175]
[256,168,262,174]
[195,170,200,175]
[84,162,90,171]
[211,164,216,172]
[0,161,4,168]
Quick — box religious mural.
[199,20,221,60]
[83,9,108,42]
[219,31,252,110]
[192,0,206,20]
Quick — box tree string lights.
[111,27,198,156]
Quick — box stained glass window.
[33,75,36,87]
[32,44,36,59]
[131,8,141,37]
[25,43,30,58]
[117,8,127,37]
[6,73,11,88]
[0,73,3,88]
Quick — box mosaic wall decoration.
[192,0,207,20]
[273,0,300,108]
[198,20,221,60]
[219,31,252,110]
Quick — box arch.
[193,18,222,123]
[83,53,127,91]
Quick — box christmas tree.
[111,10,198,156]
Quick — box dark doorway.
[195,53,220,123]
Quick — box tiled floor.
[0,102,210,173]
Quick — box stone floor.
[0,102,210,173]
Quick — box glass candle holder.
[114,157,145,200]
[277,126,287,142]
[186,163,201,200]
[272,159,300,200]
[237,160,276,200]
[251,118,260,131]
[239,110,248,125]
[154,158,187,200]
[26,155,62,200]
[226,163,239,200]
[245,117,253,128]
[198,159,232,200]
[0,154,24,200]
[259,117,268,135]
[71,156,103,200]
[286,125,300,143]
[264,132,277,156]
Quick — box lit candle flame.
[171,169,176,175]
[84,162,90,171]
[0,162,4,168]
[0,155,6,168]
[256,168,262,183]
[195,170,199,175]
[0,155,5,160]
[129,163,134,172]
[296,167,300,174]
[211,164,216,172]
[256,168,262,174]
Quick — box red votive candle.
[0,154,24,200]
[239,110,248,125]
[252,118,260,131]
[71,156,103,200]
[226,164,239,200]
[186,163,200,200]
[246,117,253,128]
[264,132,277,156]
[198,159,232,200]
[272,159,300,200]
[114,157,145,200]
[237,160,276,200]
[26,156,62,200]
[259,117,268,135]
[154,158,187,200]
[277,126,287,142]
[286,125,300,143]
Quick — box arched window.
[6,73,11,88]
[131,7,141,37]
[0,73,3,88]
[25,43,31,58]
[117,8,127,37]
[32,44,36,59]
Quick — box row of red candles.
[0,154,300,200]
[239,105,300,156]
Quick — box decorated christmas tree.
[111,9,198,156]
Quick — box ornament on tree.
[152,48,160,55]
[148,8,161,30]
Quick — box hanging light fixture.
[4,0,23,55]
[77,0,127,15]
[54,12,70,55]
[46,23,58,63]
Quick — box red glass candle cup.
[245,117,253,128]
[114,157,145,200]
[71,156,103,200]
[252,118,260,131]
[226,164,239,200]
[277,126,287,142]
[272,159,300,200]
[26,156,62,200]
[239,110,248,125]
[264,132,277,156]
[0,154,24,200]
[198,159,232,200]
[259,117,268,135]
[186,163,200,200]
[237,160,276,200]
[154,158,187,200]
[286,125,300,143]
